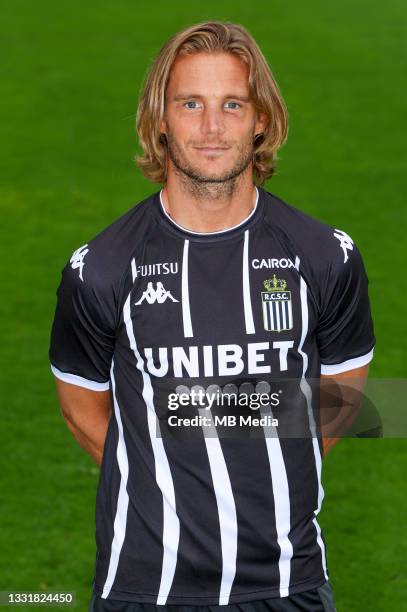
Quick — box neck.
[161,167,258,233]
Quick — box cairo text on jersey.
[251,257,300,270]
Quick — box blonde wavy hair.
[135,21,289,186]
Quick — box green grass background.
[1,1,406,610]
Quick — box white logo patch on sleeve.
[333,229,354,263]
[70,244,89,281]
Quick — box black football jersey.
[49,187,375,605]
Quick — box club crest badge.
[261,275,293,332]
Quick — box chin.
[197,170,235,182]
[196,162,237,180]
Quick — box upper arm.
[321,362,370,396]
[320,363,371,456]
[54,377,112,427]
[321,363,370,382]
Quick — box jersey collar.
[154,186,265,243]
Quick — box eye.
[225,101,241,110]
[184,101,200,109]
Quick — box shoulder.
[61,192,158,291]
[261,188,362,271]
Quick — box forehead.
[166,52,250,97]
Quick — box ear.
[160,117,167,136]
[254,112,267,138]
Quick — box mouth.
[193,146,231,155]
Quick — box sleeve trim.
[50,364,110,391]
[320,348,374,375]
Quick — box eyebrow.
[173,94,250,102]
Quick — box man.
[49,21,375,612]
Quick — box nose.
[200,103,225,138]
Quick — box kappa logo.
[333,229,354,263]
[261,275,293,332]
[135,281,179,305]
[70,244,89,281]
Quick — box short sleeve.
[49,245,116,390]
[316,231,376,375]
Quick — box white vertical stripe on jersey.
[269,301,275,330]
[261,300,268,330]
[243,230,256,334]
[101,361,130,598]
[275,301,281,331]
[182,240,193,338]
[287,299,293,329]
[298,275,328,581]
[198,407,238,605]
[261,408,293,597]
[123,293,180,604]
[281,302,287,330]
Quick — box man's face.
[160,52,266,183]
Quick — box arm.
[320,362,370,458]
[49,242,117,465]
[314,230,376,457]
[54,377,112,466]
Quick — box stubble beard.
[165,132,254,200]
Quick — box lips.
[194,146,231,153]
